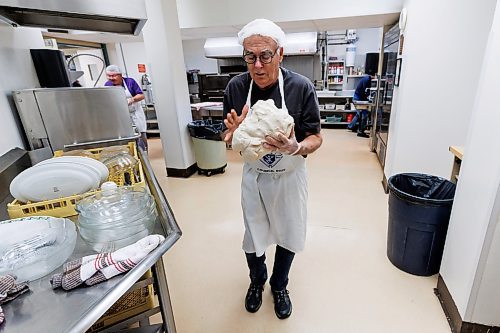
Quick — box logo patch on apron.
[260,153,283,168]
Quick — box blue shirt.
[353,75,372,101]
[105,77,143,96]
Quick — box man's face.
[106,72,123,86]
[243,35,283,89]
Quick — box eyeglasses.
[242,48,279,64]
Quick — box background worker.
[347,69,376,137]
[104,65,148,151]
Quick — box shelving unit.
[143,104,160,136]
[326,60,345,92]
[316,91,356,128]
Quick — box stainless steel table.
[191,105,223,120]
[0,148,182,333]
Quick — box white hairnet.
[106,65,122,74]
[238,19,286,47]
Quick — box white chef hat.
[238,19,286,47]
[106,64,122,74]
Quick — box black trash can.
[187,120,227,176]
[387,173,456,276]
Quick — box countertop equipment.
[197,74,231,102]
[13,87,139,163]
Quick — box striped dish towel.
[0,274,30,325]
[50,234,165,291]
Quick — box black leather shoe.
[357,132,369,138]
[272,289,292,319]
[245,284,264,313]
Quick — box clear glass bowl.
[0,216,77,282]
[100,153,138,176]
[98,146,131,161]
[75,183,157,251]
[62,149,96,159]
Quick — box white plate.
[38,156,109,183]
[10,162,101,202]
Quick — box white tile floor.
[148,129,451,333]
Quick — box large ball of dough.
[232,99,294,162]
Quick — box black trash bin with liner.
[387,173,456,276]
[187,120,227,177]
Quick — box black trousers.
[245,245,295,291]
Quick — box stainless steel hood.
[204,32,318,58]
[0,0,147,35]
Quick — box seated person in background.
[347,69,376,138]
[104,65,148,151]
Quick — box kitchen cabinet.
[316,90,355,127]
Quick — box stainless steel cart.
[0,148,182,333]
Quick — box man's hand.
[263,126,301,155]
[127,97,134,105]
[223,105,249,143]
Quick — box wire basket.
[87,271,155,332]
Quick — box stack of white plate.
[10,156,109,203]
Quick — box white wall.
[182,39,218,73]
[176,0,402,29]
[327,28,382,70]
[143,0,196,171]
[354,28,383,69]
[0,25,45,156]
[105,42,150,85]
[384,0,497,179]
[73,48,107,87]
[440,1,500,324]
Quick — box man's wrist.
[290,143,302,156]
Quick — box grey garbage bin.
[187,120,227,177]
[387,173,456,276]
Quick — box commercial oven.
[12,87,139,163]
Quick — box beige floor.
[148,129,451,333]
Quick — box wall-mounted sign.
[138,64,146,73]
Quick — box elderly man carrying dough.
[222,18,322,319]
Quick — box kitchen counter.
[191,103,223,120]
[353,101,374,110]
[449,146,464,183]
[316,90,354,98]
[1,148,181,333]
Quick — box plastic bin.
[7,142,145,219]
[326,115,342,123]
[187,120,227,177]
[387,173,456,276]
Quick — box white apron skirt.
[240,69,308,257]
[241,154,307,257]
[124,83,147,133]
